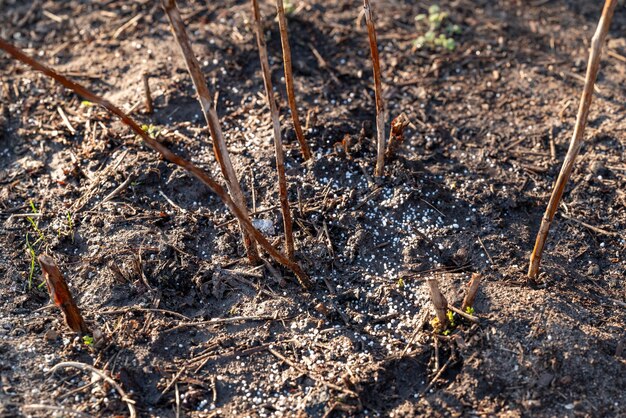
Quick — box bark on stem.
[0,39,311,289]
[162,0,260,264]
[275,0,312,161]
[528,0,617,279]
[363,0,386,177]
[38,254,89,334]
[427,278,449,329]
[251,0,295,260]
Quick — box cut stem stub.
[427,278,449,329]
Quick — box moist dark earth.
[1,0,625,417]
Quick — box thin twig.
[49,361,137,418]
[448,305,479,324]
[162,0,260,264]
[275,0,312,160]
[363,0,386,176]
[0,38,312,289]
[420,357,453,396]
[528,0,617,279]
[251,0,295,260]
[22,404,91,418]
[166,315,279,333]
[560,213,617,236]
[268,347,359,398]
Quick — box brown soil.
[1,1,625,417]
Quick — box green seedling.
[65,211,75,242]
[397,277,405,289]
[465,306,475,315]
[83,335,95,346]
[24,200,46,289]
[141,124,160,139]
[413,4,460,51]
[446,310,456,327]
[25,233,37,289]
[284,0,295,15]
[81,100,93,107]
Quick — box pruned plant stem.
[38,254,89,334]
[461,272,482,312]
[426,278,448,328]
[161,0,260,265]
[142,72,153,114]
[275,0,312,161]
[528,0,617,279]
[251,0,295,260]
[363,0,385,177]
[0,39,312,289]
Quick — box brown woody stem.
[275,0,312,161]
[363,0,386,177]
[251,0,296,260]
[0,38,311,289]
[38,254,89,334]
[427,278,448,329]
[162,0,260,264]
[528,0,617,279]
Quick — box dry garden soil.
[1,0,625,417]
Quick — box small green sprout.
[82,335,95,346]
[25,234,37,289]
[141,124,160,139]
[465,306,475,315]
[446,310,456,327]
[284,0,295,15]
[397,277,405,289]
[413,4,460,52]
[442,329,451,336]
[66,211,75,242]
[81,100,93,107]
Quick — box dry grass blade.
[0,38,312,289]
[275,0,312,161]
[527,0,617,279]
[251,0,296,260]
[363,0,386,177]
[161,0,260,264]
[38,254,89,334]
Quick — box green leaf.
[445,38,456,51]
[428,4,440,15]
[415,14,427,21]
